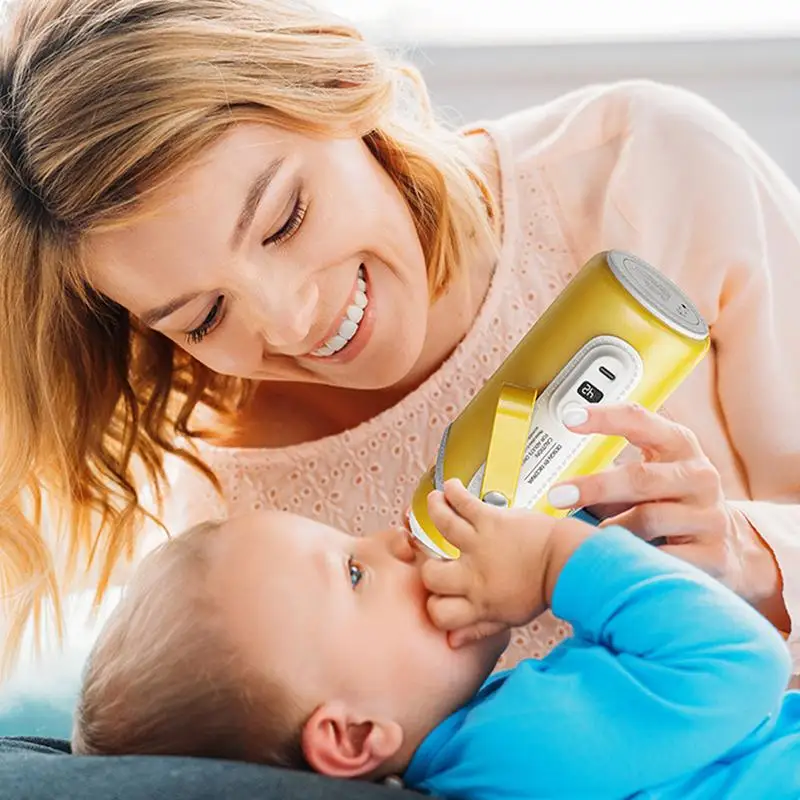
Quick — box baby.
[72,480,800,798]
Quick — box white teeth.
[326,335,347,352]
[312,268,369,357]
[347,305,364,323]
[339,319,358,341]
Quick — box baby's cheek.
[392,617,442,669]
[393,641,449,701]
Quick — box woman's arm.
[544,80,800,663]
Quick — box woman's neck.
[395,241,497,395]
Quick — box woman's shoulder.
[485,80,758,288]
[489,79,739,171]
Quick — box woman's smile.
[310,263,373,361]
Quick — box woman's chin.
[337,350,423,391]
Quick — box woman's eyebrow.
[140,290,202,327]
[229,156,285,250]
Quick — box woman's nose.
[245,272,319,350]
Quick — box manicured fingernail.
[548,484,580,508]
[562,403,589,427]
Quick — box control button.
[482,491,509,508]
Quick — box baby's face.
[206,511,507,742]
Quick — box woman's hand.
[548,403,784,613]
[421,479,594,647]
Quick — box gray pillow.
[0,738,427,799]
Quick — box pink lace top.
[165,80,800,671]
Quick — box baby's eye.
[347,556,364,590]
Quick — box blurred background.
[324,0,800,184]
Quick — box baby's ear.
[301,701,403,779]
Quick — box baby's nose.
[387,526,417,564]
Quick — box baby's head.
[73,511,507,778]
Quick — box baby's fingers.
[442,479,489,527]
[427,595,478,632]
[449,621,509,649]
[421,558,471,597]
[427,485,478,551]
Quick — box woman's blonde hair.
[0,0,496,674]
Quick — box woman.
[0,0,798,677]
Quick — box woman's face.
[87,123,430,389]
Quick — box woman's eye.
[186,296,225,345]
[264,196,308,247]
[347,556,364,590]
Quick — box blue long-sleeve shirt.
[404,527,800,799]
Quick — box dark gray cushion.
[0,738,426,800]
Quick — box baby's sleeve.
[413,528,791,798]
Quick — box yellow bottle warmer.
[408,250,710,559]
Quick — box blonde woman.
[0,0,799,697]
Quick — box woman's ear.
[301,701,403,778]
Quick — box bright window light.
[322,0,800,44]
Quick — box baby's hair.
[72,519,307,768]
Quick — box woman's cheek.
[202,330,259,377]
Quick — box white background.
[324,0,800,43]
[323,2,800,185]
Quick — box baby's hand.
[421,479,594,647]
